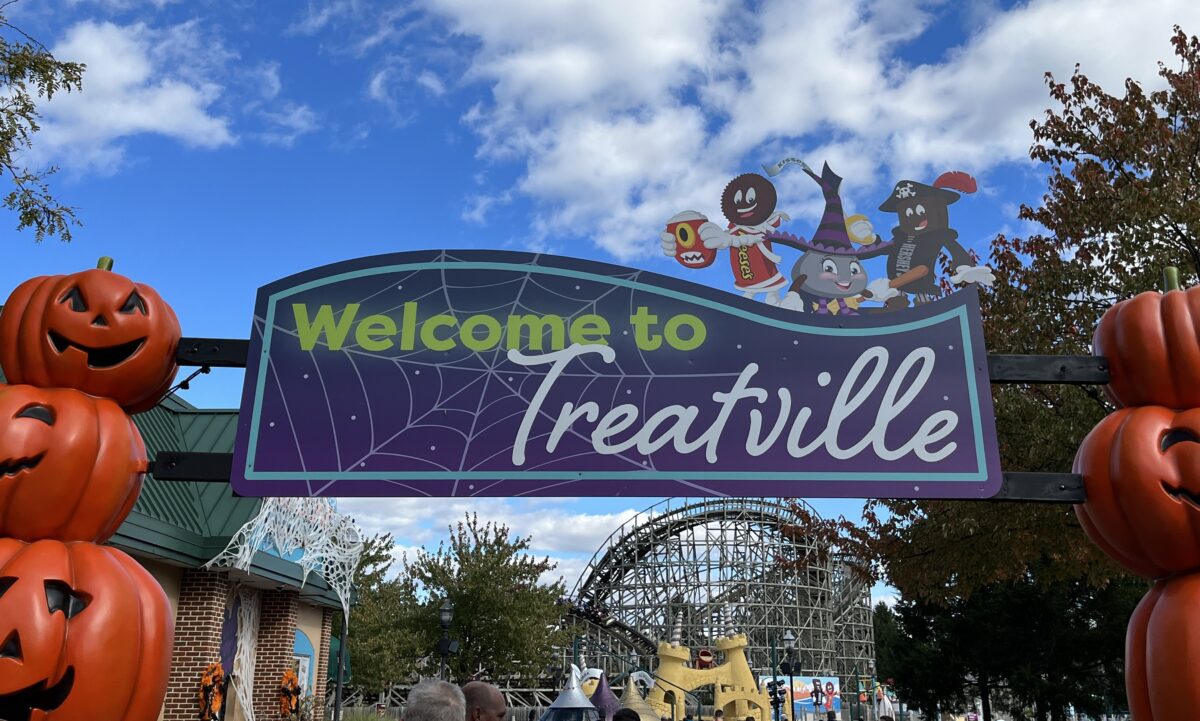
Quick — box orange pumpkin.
[1093,286,1200,409]
[0,384,148,543]
[1125,574,1200,721]
[1073,406,1200,579]
[0,538,173,721]
[0,264,181,413]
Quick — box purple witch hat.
[589,674,622,721]
[766,162,891,258]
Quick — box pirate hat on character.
[767,161,891,258]
[879,172,977,212]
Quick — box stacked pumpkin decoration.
[0,258,180,721]
[1074,268,1200,721]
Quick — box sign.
[231,250,1001,497]
[759,676,842,717]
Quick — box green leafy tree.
[1,7,84,241]
[874,573,1144,721]
[802,25,1200,604]
[343,533,428,697]
[405,513,569,682]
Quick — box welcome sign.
[230,250,1002,498]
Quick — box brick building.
[1,365,346,721]
[124,395,347,721]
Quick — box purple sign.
[230,250,1002,498]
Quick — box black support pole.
[334,615,348,721]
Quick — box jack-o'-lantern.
[0,538,173,721]
[0,259,181,413]
[0,384,147,543]
[1092,285,1200,409]
[1125,575,1200,720]
[1074,406,1200,578]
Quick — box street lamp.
[437,598,459,680]
[780,631,796,721]
[866,661,876,721]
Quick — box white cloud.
[416,70,446,96]
[35,20,234,174]
[65,0,181,9]
[252,62,284,101]
[335,496,645,589]
[366,57,448,124]
[412,0,1200,260]
[287,0,356,35]
[257,102,320,147]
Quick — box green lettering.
[462,314,503,351]
[506,314,566,350]
[293,303,359,351]
[629,306,661,350]
[664,314,706,351]
[355,314,397,351]
[421,315,458,351]
[400,302,417,350]
[569,314,610,345]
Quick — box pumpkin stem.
[1163,266,1181,292]
[97,256,114,271]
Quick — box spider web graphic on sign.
[252,251,751,496]
[235,250,1001,499]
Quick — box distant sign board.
[230,250,1001,497]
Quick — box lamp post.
[866,661,876,721]
[780,630,796,721]
[770,635,780,721]
[438,598,455,680]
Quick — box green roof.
[0,359,341,608]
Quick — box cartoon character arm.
[943,231,997,287]
[942,231,973,269]
[864,266,930,301]
[700,222,735,248]
[762,230,809,252]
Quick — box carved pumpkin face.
[1074,406,1200,578]
[0,539,173,721]
[0,268,181,413]
[1093,286,1200,409]
[0,384,147,543]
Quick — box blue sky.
[3,0,1198,597]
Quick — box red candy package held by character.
[665,211,717,269]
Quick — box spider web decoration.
[232,587,260,721]
[231,249,1000,499]
[207,497,364,619]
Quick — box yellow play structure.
[644,630,770,721]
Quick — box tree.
[874,572,1145,721]
[836,25,1200,603]
[1,5,84,241]
[405,513,569,682]
[343,533,428,697]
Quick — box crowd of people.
[403,680,508,721]
[400,679,893,721]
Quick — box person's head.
[404,680,466,721]
[614,710,640,721]
[714,711,724,720]
[745,716,755,721]
[462,681,507,721]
